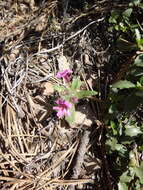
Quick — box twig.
[68,130,90,190]
[29,74,53,84]
[72,130,90,179]
[32,20,100,56]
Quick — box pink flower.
[56,69,72,82]
[53,99,72,118]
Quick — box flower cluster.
[56,69,72,82]
[53,69,97,121]
[54,69,73,118]
[53,99,72,118]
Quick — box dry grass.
[0,0,116,189]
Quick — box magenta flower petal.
[57,110,65,118]
[53,99,72,118]
[63,101,72,108]
[66,109,71,116]
[53,106,60,111]
[56,69,73,82]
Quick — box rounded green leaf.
[123,8,133,18]
[54,85,66,92]
[125,125,142,137]
[112,80,136,89]
[71,77,82,90]
[133,166,143,184]
[118,182,128,190]
[134,54,143,67]
[76,90,97,99]
[140,76,143,85]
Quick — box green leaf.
[125,125,142,137]
[106,138,118,151]
[54,85,66,92]
[129,151,139,167]
[112,80,136,89]
[120,170,133,183]
[108,104,118,114]
[123,8,133,18]
[134,54,143,67]
[140,76,143,85]
[136,81,142,88]
[139,3,143,9]
[109,10,120,24]
[118,182,128,190]
[131,67,143,76]
[65,106,75,125]
[135,29,142,49]
[71,77,82,90]
[134,166,143,184]
[130,0,141,6]
[135,29,141,41]
[106,137,126,154]
[110,120,118,135]
[76,90,97,99]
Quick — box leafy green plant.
[53,69,97,124]
[109,0,143,52]
[106,1,143,188]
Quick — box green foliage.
[109,0,143,52]
[54,85,66,92]
[71,77,82,90]
[111,80,136,89]
[65,105,76,124]
[107,65,143,186]
[125,124,142,137]
[134,54,143,67]
[122,8,133,18]
[106,1,143,188]
[117,162,143,189]
[108,7,134,35]
[106,137,127,154]
[133,164,143,184]
[118,182,128,190]
[75,90,97,99]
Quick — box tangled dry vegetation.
[0,0,130,189]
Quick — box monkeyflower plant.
[53,69,97,124]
